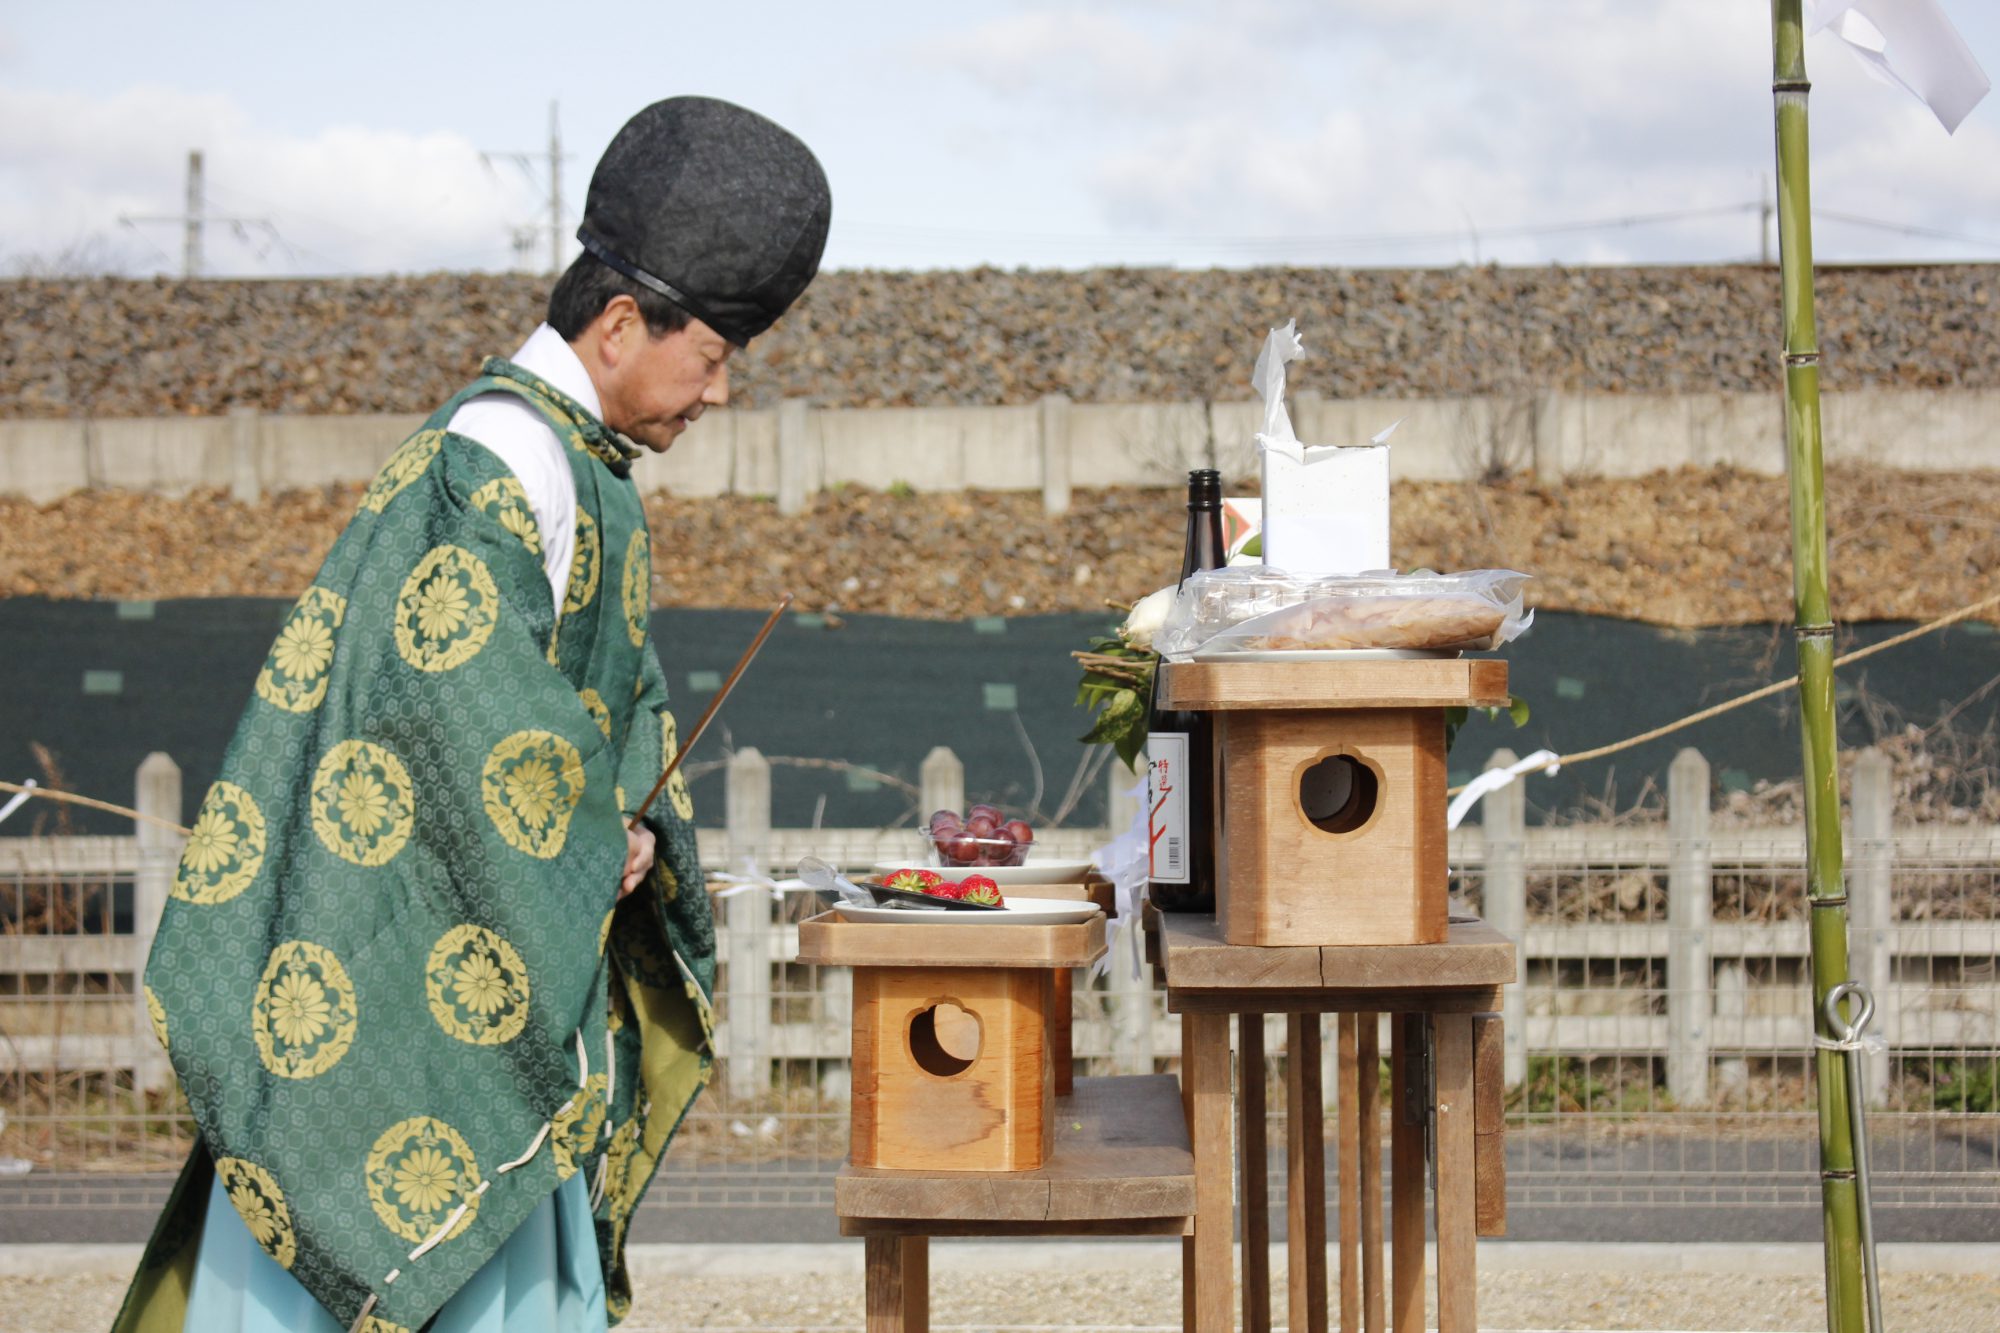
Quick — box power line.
[1815,209,2000,250]
[118,150,280,278]
[835,202,1763,254]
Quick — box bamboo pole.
[1769,6,1866,1330]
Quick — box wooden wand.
[627,593,793,829]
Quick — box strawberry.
[883,868,930,893]
[959,875,1003,907]
[926,879,968,900]
[912,868,943,888]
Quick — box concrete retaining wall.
[4,388,1995,508]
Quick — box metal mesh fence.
[3,805,1995,1221]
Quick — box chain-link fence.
[3,745,1995,1227]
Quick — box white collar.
[510,323,604,422]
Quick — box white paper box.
[1260,442,1390,575]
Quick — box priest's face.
[594,303,734,452]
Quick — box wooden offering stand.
[1148,905,1515,1333]
[1158,657,1509,947]
[799,908,1195,1332]
[1152,656,1518,1332]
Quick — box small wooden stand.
[1148,903,1515,1333]
[1159,658,1509,947]
[803,911,1196,1332]
[799,912,1103,1173]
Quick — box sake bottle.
[1146,468,1225,913]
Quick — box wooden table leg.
[1337,1013,1361,1333]
[1434,1015,1476,1333]
[1389,1014,1427,1333]
[865,1234,926,1333]
[1053,970,1074,1096]
[1184,1009,1234,1333]
[1240,1014,1270,1333]
[1358,1013,1384,1333]
[1286,1014,1328,1333]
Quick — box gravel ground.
[8,1258,1996,1332]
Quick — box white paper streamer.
[0,780,36,829]
[1813,0,1990,132]
[1445,749,1561,831]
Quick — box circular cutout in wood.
[1299,754,1379,835]
[909,1000,981,1077]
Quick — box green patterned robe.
[115,359,715,1333]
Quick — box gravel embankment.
[3,466,1996,629]
[4,264,1997,416]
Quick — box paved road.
[8,1127,1994,1246]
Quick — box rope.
[0,778,190,835]
[1445,588,2000,799]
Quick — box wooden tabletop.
[1149,906,1515,1013]
[1158,657,1509,711]
[836,1074,1194,1232]
[796,909,1107,970]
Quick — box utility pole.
[120,149,275,278]
[548,103,563,277]
[485,101,571,276]
[184,151,204,278]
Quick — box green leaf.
[1079,688,1144,745]
[1113,725,1148,773]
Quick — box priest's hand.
[621,825,656,898]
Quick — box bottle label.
[1147,731,1190,884]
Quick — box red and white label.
[1147,731,1190,884]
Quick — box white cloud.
[0,84,544,275]
[912,0,1994,266]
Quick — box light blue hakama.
[182,1172,608,1333]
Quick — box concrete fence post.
[776,398,811,516]
[919,746,964,819]
[1851,746,1894,1106]
[724,748,773,1100]
[228,406,262,504]
[132,753,182,1095]
[1667,747,1713,1107]
[1039,394,1072,516]
[1481,748,1528,1087]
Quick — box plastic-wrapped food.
[1155,567,1533,659]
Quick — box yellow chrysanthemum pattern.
[360,1319,414,1333]
[563,510,600,615]
[659,711,695,821]
[144,984,169,1054]
[469,476,543,556]
[550,1073,609,1181]
[620,528,650,648]
[251,940,359,1079]
[393,545,499,674]
[579,688,612,741]
[255,587,346,714]
[171,781,267,904]
[358,430,443,515]
[424,923,532,1046]
[364,1117,481,1244]
[215,1157,297,1269]
[480,730,585,859]
[310,740,415,867]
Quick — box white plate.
[871,859,1095,886]
[1189,646,1465,662]
[833,896,1100,925]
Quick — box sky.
[2,0,1997,278]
